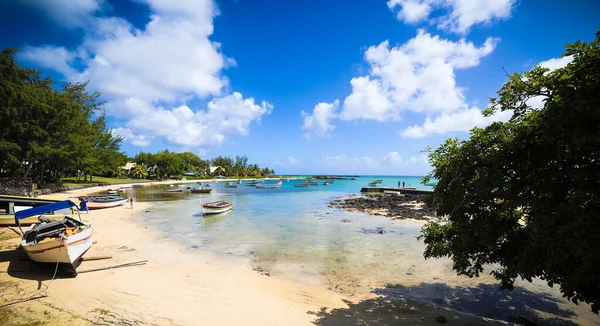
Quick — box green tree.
[234,155,249,176]
[130,164,148,179]
[420,34,600,313]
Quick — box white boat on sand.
[16,200,93,276]
[202,200,234,215]
[76,195,130,210]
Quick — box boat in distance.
[202,200,234,214]
[16,200,93,276]
[224,182,238,188]
[255,180,282,189]
[191,187,213,194]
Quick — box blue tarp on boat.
[14,200,77,223]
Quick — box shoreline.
[1,181,591,325]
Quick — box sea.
[124,175,595,324]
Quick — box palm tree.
[131,164,148,179]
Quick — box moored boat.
[166,188,184,193]
[76,195,129,209]
[224,182,238,188]
[323,181,329,185]
[16,200,93,275]
[191,187,213,194]
[294,182,310,187]
[255,180,282,189]
[202,200,233,214]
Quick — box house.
[121,162,137,174]
[209,165,221,174]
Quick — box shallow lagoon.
[127,177,597,325]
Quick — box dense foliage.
[0,49,126,184]
[420,34,599,312]
[131,152,274,179]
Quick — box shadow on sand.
[309,282,580,326]
[0,247,76,282]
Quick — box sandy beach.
[0,181,575,325]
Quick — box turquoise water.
[127,176,593,323]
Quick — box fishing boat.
[294,183,310,187]
[368,182,378,186]
[323,181,329,185]
[224,182,238,188]
[16,200,93,275]
[191,187,213,194]
[0,195,62,226]
[120,185,132,189]
[423,182,437,187]
[256,180,282,189]
[132,184,143,188]
[107,189,117,195]
[76,195,130,210]
[202,200,234,214]
[166,188,184,193]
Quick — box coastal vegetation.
[0,48,274,185]
[421,33,599,312]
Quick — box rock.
[191,245,198,249]
[435,316,447,324]
[378,229,385,234]
[341,219,351,223]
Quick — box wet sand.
[0,181,595,325]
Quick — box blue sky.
[1,0,598,175]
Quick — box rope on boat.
[0,239,63,308]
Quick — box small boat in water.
[323,181,329,185]
[16,200,93,276]
[224,182,238,188]
[166,188,184,193]
[132,184,143,188]
[256,180,282,189]
[120,185,132,189]
[202,200,233,214]
[76,195,129,210]
[191,187,213,194]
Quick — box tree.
[234,155,249,176]
[420,34,600,313]
[130,164,148,179]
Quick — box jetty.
[360,187,433,195]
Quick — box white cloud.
[16,0,105,27]
[18,0,271,149]
[340,30,497,121]
[301,100,340,139]
[287,157,299,165]
[111,128,151,147]
[387,0,517,34]
[324,152,430,174]
[538,55,573,71]
[400,107,512,138]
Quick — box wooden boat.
[246,180,260,186]
[256,180,282,189]
[166,188,184,193]
[202,200,233,214]
[76,195,130,209]
[16,200,93,275]
[191,187,213,194]
[0,195,63,226]
[224,182,238,188]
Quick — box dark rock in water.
[377,229,385,234]
[361,227,385,234]
[435,316,447,324]
[191,245,198,249]
[331,193,435,221]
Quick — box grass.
[91,308,110,315]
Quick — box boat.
[368,182,378,186]
[202,200,234,215]
[424,182,437,187]
[107,189,117,195]
[246,180,260,186]
[132,184,143,188]
[16,200,93,276]
[0,195,63,226]
[224,182,238,188]
[191,187,213,194]
[76,195,130,209]
[283,178,290,182]
[166,188,184,193]
[323,181,329,185]
[237,179,242,184]
[256,180,282,189]
[120,185,132,189]
[294,183,310,187]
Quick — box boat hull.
[191,188,213,193]
[86,197,129,209]
[202,202,233,215]
[22,227,93,265]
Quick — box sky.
[0,0,598,175]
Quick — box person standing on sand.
[79,197,89,214]
[402,182,405,188]
[398,181,401,188]
[130,196,134,209]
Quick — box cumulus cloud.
[301,100,340,139]
[18,0,271,149]
[400,107,512,138]
[341,30,497,120]
[525,55,574,109]
[325,152,430,174]
[111,127,151,147]
[387,0,517,34]
[287,157,299,165]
